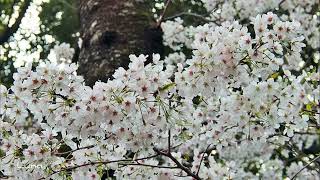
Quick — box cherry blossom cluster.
[0,12,319,180]
[48,43,75,65]
[162,0,319,56]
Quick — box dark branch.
[164,12,221,25]
[157,0,172,27]
[39,154,159,180]
[197,144,211,175]
[279,0,286,6]
[291,154,320,179]
[168,129,171,153]
[53,145,94,156]
[119,163,179,169]
[153,148,201,180]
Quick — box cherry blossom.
[0,10,319,180]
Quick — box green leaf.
[306,103,312,111]
[159,82,176,92]
[269,72,279,79]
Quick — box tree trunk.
[78,0,163,86]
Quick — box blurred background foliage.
[40,0,79,44]
[0,0,79,87]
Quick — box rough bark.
[78,0,163,86]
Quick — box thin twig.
[157,0,172,27]
[196,144,211,175]
[153,148,201,180]
[38,154,159,180]
[120,163,179,169]
[290,154,320,180]
[168,129,171,153]
[302,109,320,115]
[53,145,94,155]
[53,93,68,100]
[279,0,287,6]
[165,12,221,25]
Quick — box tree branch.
[153,148,201,180]
[119,163,179,169]
[164,12,221,25]
[290,154,320,179]
[196,144,211,175]
[157,0,172,27]
[53,145,94,156]
[168,129,171,153]
[39,154,159,180]
[279,0,287,6]
[0,0,32,45]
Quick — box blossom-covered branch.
[0,10,319,180]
